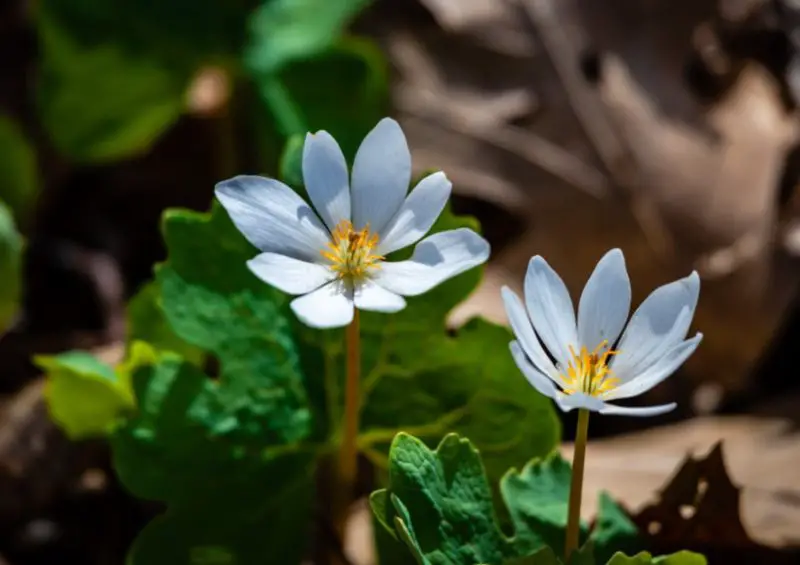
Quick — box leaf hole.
[77,468,107,492]
[203,354,221,380]
[679,504,696,520]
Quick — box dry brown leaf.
[632,441,800,563]
[635,442,754,546]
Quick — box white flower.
[503,249,702,417]
[215,118,490,329]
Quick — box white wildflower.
[216,118,490,329]
[503,249,702,416]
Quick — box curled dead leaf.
[634,441,799,563]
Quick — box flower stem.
[335,310,361,525]
[565,408,590,560]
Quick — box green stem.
[258,75,307,136]
[565,409,590,560]
[334,310,361,531]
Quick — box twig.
[396,87,610,197]
[511,0,637,186]
[510,0,678,258]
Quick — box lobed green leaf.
[155,204,312,444]
[127,281,205,367]
[114,204,317,564]
[606,551,707,565]
[111,351,316,565]
[370,433,638,565]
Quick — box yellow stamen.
[321,220,383,282]
[559,340,620,397]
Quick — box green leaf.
[606,551,707,565]
[591,493,640,563]
[154,203,311,444]
[0,202,23,331]
[568,543,596,565]
[500,448,579,557]
[245,0,372,74]
[113,203,317,563]
[371,433,641,565]
[36,3,191,162]
[127,280,205,367]
[111,353,316,565]
[298,203,559,482]
[118,172,549,562]
[268,40,388,185]
[370,433,578,565]
[38,351,134,439]
[36,0,378,161]
[0,115,38,221]
[278,39,389,155]
[505,547,563,565]
[253,37,388,161]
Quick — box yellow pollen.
[321,220,383,281]
[559,340,620,397]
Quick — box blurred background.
[1,0,800,563]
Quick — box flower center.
[560,340,620,397]
[321,220,383,282]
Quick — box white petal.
[554,392,605,413]
[501,287,559,380]
[598,402,677,417]
[509,341,559,399]
[354,280,406,313]
[524,256,578,368]
[247,253,335,295]
[290,282,354,329]
[604,334,702,401]
[372,229,490,296]
[612,272,700,382]
[302,131,351,231]
[216,175,330,261]
[377,172,451,255]
[553,394,677,417]
[351,118,411,233]
[577,249,631,351]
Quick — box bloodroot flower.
[503,249,702,416]
[215,118,490,329]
